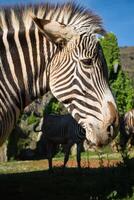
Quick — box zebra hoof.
[48,169,54,174]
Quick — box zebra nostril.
[107,125,114,137]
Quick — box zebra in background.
[0,2,118,148]
[34,114,89,171]
[120,109,134,149]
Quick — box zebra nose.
[107,124,114,138]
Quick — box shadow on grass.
[0,159,134,200]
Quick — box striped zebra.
[0,2,118,148]
[34,114,87,170]
[120,109,134,149]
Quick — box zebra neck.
[0,28,55,102]
[0,30,56,144]
[20,29,56,106]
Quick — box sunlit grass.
[0,147,134,174]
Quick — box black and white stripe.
[120,109,134,148]
[124,109,134,130]
[0,3,118,147]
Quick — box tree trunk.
[0,142,7,162]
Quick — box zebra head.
[33,5,119,148]
[119,110,134,149]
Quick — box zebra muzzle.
[107,125,114,138]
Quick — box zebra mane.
[0,2,105,35]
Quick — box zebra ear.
[32,17,77,44]
[93,27,107,36]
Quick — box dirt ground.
[0,158,122,174]
[36,159,121,169]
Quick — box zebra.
[120,109,134,149]
[34,114,89,171]
[0,2,118,148]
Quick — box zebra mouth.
[85,138,98,150]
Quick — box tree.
[100,32,134,115]
[111,70,134,115]
[100,32,120,81]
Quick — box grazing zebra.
[120,109,134,149]
[34,114,88,170]
[0,2,118,148]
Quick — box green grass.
[0,160,45,174]
[54,146,134,162]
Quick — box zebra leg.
[76,142,83,169]
[46,141,53,173]
[63,142,73,168]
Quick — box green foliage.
[125,75,134,111]
[111,71,134,115]
[100,32,134,115]
[44,97,66,114]
[100,32,120,81]
[27,112,39,125]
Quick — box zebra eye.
[80,58,92,67]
